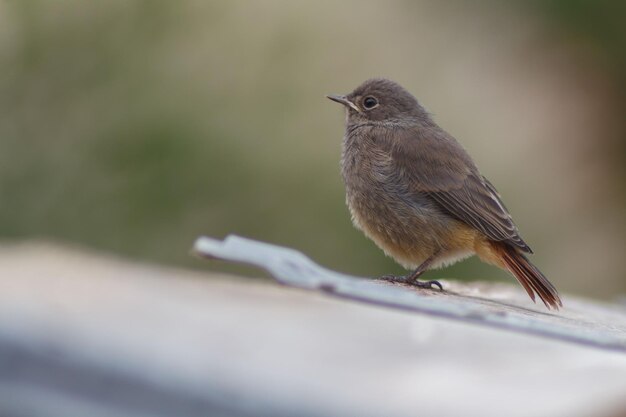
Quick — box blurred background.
[0,0,624,298]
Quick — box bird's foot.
[378,274,443,291]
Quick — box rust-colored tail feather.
[493,242,562,310]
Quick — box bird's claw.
[378,275,443,291]
[411,279,443,291]
[379,274,406,283]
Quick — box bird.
[327,78,562,310]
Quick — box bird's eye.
[363,96,378,109]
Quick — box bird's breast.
[341,132,437,266]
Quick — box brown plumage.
[327,78,562,310]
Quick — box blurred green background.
[1,0,624,298]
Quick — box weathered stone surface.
[0,239,625,417]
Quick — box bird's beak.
[326,94,361,112]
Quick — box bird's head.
[327,78,431,126]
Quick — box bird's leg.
[379,252,442,290]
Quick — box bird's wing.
[378,125,532,253]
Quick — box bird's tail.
[491,242,562,310]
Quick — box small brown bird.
[327,78,562,310]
